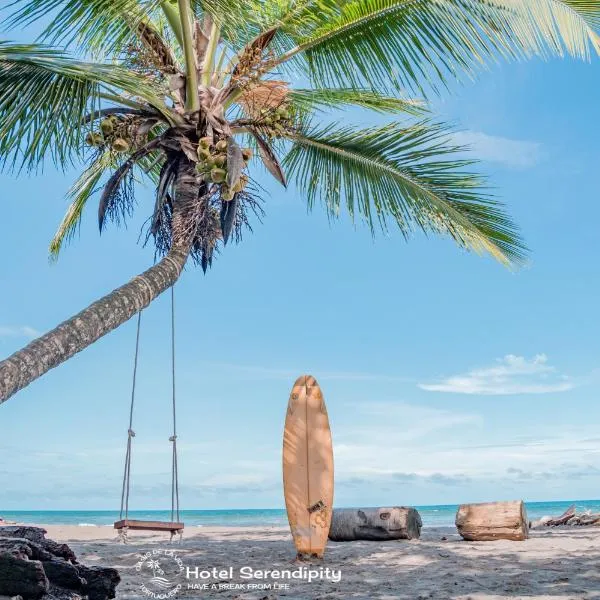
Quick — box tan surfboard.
[283,375,334,559]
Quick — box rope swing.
[114,287,184,542]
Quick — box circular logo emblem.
[135,549,185,599]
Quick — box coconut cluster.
[85,116,133,153]
[258,103,293,139]
[196,137,252,201]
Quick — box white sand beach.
[31,524,600,599]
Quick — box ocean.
[2,500,599,528]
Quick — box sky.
[1,28,600,511]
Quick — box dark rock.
[78,566,120,600]
[0,529,76,564]
[42,561,85,591]
[0,539,33,560]
[0,530,119,600]
[0,553,48,599]
[46,584,84,600]
[0,527,47,545]
[0,538,54,563]
[43,542,76,565]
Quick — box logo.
[135,549,185,599]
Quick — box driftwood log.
[456,500,529,541]
[531,504,600,528]
[328,507,422,541]
[0,526,119,600]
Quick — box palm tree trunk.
[0,161,199,404]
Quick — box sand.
[25,524,600,599]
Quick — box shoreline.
[3,498,600,531]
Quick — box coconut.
[276,106,290,119]
[210,168,227,183]
[91,133,104,147]
[198,146,211,160]
[215,139,227,152]
[85,132,95,146]
[241,148,253,161]
[213,154,227,168]
[100,119,114,135]
[199,136,212,148]
[112,138,130,152]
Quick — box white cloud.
[338,401,481,443]
[452,130,542,168]
[0,325,40,339]
[419,354,574,395]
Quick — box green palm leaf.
[283,120,527,265]
[290,88,427,115]
[0,42,168,171]
[274,0,600,94]
[6,0,160,54]
[49,151,117,258]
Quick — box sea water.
[2,500,599,528]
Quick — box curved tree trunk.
[0,161,199,404]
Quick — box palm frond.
[283,120,527,265]
[290,88,427,115]
[274,0,600,94]
[0,42,168,172]
[5,0,162,54]
[49,151,117,258]
[197,0,265,47]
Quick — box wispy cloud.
[452,130,542,169]
[419,354,574,395]
[199,361,414,383]
[0,325,40,339]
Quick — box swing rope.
[169,286,180,523]
[118,288,181,526]
[119,311,141,521]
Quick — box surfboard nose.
[292,374,308,387]
[292,374,318,387]
[305,374,318,387]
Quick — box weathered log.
[328,507,422,541]
[544,504,576,526]
[456,500,528,541]
[530,506,600,529]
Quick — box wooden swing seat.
[113,519,184,533]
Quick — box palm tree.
[0,0,598,403]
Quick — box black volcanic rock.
[0,552,48,599]
[0,527,119,600]
[78,566,120,600]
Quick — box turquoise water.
[2,500,599,528]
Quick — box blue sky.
[1,43,600,510]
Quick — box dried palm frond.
[239,80,289,117]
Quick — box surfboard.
[283,374,334,559]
